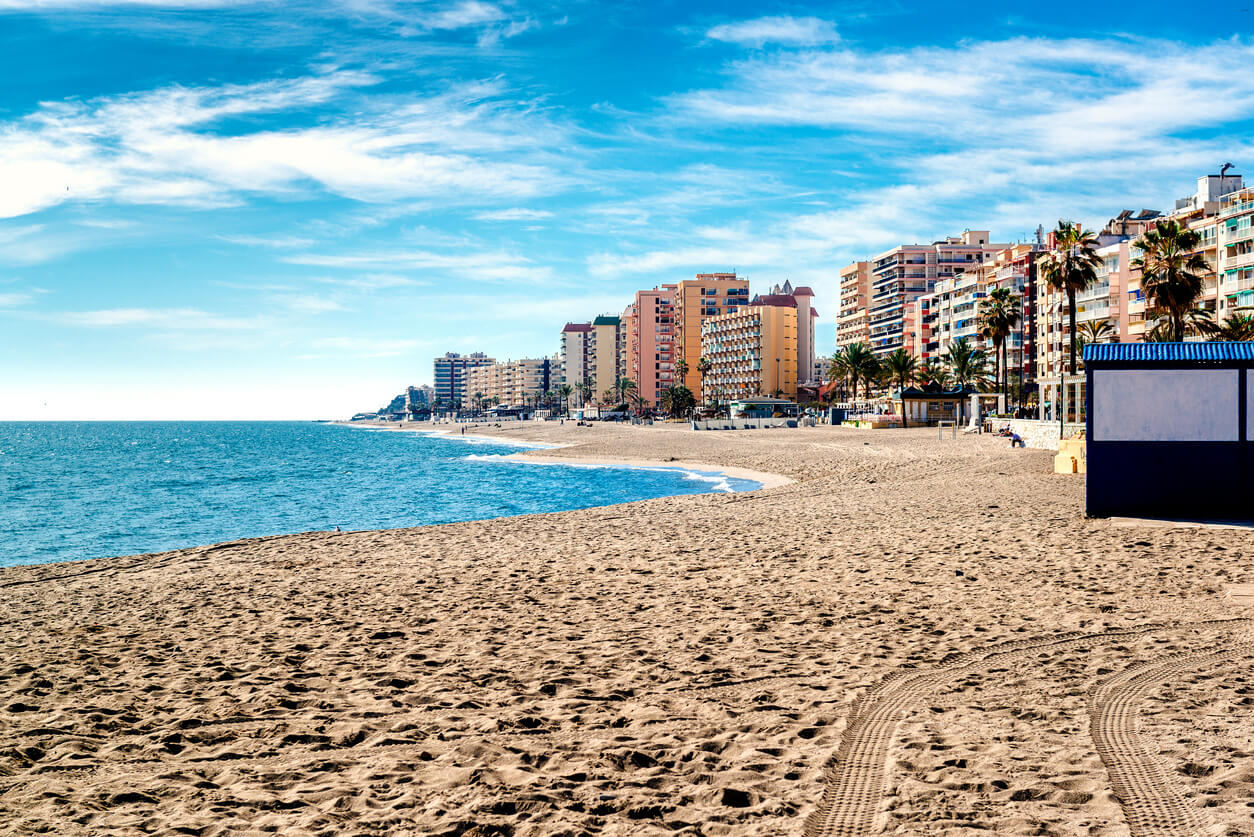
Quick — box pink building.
[624,284,678,407]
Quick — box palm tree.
[883,348,918,428]
[944,337,989,390]
[1037,220,1101,375]
[1210,311,1254,341]
[1076,320,1114,344]
[695,356,712,404]
[1132,219,1210,343]
[673,358,689,388]
[557,384,573,415]
[828,349,853,400]
[977,287,1021,397]
[841,342,878,401]
[660,385,695,418]
[919,357,949,388]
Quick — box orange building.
[672,272,750,395]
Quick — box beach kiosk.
[1085,342,1254,519]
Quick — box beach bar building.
[1085,342,1254,519]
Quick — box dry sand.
[2,422,1252,836]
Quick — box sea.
[0,421,759,569]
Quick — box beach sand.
[2,423,1252,836]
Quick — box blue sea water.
[0,422,759,568]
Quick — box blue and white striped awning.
[1083,342,1254,363]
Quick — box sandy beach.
[2,422,1252,836]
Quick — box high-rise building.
[559,323,593,393]
[855,230,1011,358]
[672,273,750,395]
[1218,184,1254,314]
[591,315,623,400]
[835,261,871,353]
[624,284,677,407]
[700,293,800,402]
[464,357,554,406]
[766,280,815,384]
[432,352,495,405]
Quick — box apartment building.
[919,243,1042,388]
[835,261,871,352]
[672,273,751,395]
[1217,184,1254,315]
[860,230,1010,358]
[464,357,554,406]
[1034,213,1157,378]
[623,284,678,407]
[432,352,495,405]
[591,315,623,398]
[559,323,593,390]
[700,294,799,402]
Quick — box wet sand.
[2,422,1252,836]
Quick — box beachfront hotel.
[464,357,555,407]
[699,290,802,402]
[433,352,495,405]
[672,273,750,395]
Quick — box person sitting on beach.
[1009,431,1025,448]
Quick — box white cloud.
[0,71,567,219]
[0,0,240,6]
[706,16,839,47]
[218,233,316,248]
[276,294,346,313]
[473,207,554,221]
[285,247,555,282]
[0,291,40,307]
[56,307,268,329]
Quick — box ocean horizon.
[0,421,759,568]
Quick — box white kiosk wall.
[1091,369,1240,442]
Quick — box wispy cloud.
[285,247,556,283]
[473,207,554,221]
[0,71,568,219]
[706,16,839,47]
[218,233,316,249]
[56,307,268,329]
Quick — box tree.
[944,337,990,390]
[557,384,573,415]
[1210,311,1254,341]
[615,376,636,405]
[840,342,879,400]
[977,287,1021,397]
[828,349,854,400]
[1077,319,1114,344]
[673,358,689,387]
[576,378,594,408]
[920,357,950,388]
[696,356,713,404]
[659,385,695,418]
[1037,220,1101,375]
[883,348,918,428]
[1133,219,1210,342]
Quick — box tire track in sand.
[802,620,1248,837]
[1088,639,1254,837]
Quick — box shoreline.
[335,418,794,491]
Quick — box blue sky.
[2,0,1253,419]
